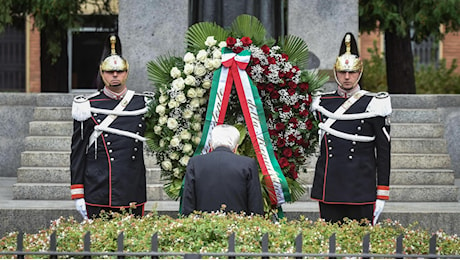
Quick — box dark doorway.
[0,22,25,92]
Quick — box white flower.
[184,75,197,86]
[180,130,191,140]
[173,168,182,178]
[172,77,185,91]
[167,118,179,130]
[159,139,165,147]
[211,59,222,69]
[158,94,168,104]
[170,136,181,147]
[182,143,193,153]
[199,97,207,105]
[193,136,201,144]
[204,59,214,70]
[158,116,167,125]
[194,64,207,77]
[182,109,193,119]
[183,63,194,75]
[212,49,222,59]
[193,114,202,121]
[195,88,205,98]
[155,105,166,115]
[205,36,217,47]
[179,156,190,166]
[190,98,200,108]
[202,80,212,89]
[161,160,173,171]
[186,88,197,98]
[169,152,179,160]
[154,125,162,134]
[168,100,179,109]
[175,93,187,103]
[196,50,208,62]
[170,67,181,79]
[183,52,195,63]
[218,41,227,48]
[192,122,201,131]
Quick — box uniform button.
[357,126,362,131]
[97,119,101,123]
[93,113,98,117]
[132,155,136,160]
[329,154,333,158]
[138,123,142,128]
[135,139,139,143]
[107,142,111,145]
[352,141,356,145]
[350,148,355,153]
[141,117,145,121]
[104,134,108,137]
[133,147,138,152]
[136,131,140,135]
[328,146,333,150]
[348,155,353,160]
[323,118,327,122]
[328,139,331,143]
[361,120,365,123]
[110,157,114,161]
[109,149,113,153]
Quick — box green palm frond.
[185,22,228,52]
[230,14,273,46]
[300,69,330,93]
[146,55,182,88]
[163,178,183,201]
[286,177,306,202]
[278,34,309,69]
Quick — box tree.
[0,0,115,63]
[359,0,460,94]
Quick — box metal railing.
[1,231,459,259]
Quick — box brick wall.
[27,15,41,93]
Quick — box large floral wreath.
[145,15,328,210]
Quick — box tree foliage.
[0,0,115,63]
[359,0,460,94]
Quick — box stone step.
[17,167,162,184]
[29,121,72,136]
[391,109,440,123]
[12,182,458,202]
[17,166,455,186]
[19,150,453,169]
[391,123,444,138]
[23,132,448,154]
[33,107,72,121]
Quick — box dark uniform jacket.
[181,146,264,215]
[310,91,391,204]
[70,91,147,208]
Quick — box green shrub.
[361,41,460,94]
[1,211,459,258]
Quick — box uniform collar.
[103,86,128,100]
[211,146,234,153]
[337,85,361,98]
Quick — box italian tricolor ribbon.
[194,48,291,206]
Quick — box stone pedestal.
[118,0,188,93]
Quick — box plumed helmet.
[333,32,363,87]
[100,34,129,72]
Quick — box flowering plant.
[145,15,328,207]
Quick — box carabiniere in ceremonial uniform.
[70,35,153,218]
[310,33,392,223]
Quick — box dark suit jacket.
[181,146,264,216]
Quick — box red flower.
[275,122,286,131]
[281,53,289,61]
[288,134,297,143]
[277,138,286,148]
[289,117,298,127]
[306,120,313,130]
[282,105,291,113]
[282,148,293,157]
[265,83,275,93]
[299,82,309,91]
[226,37,236,47]
[241,36,252,46]
[234,46,244,54]
[268,56,277,64]
[261,45,270,54]
[278,157,289,168]
[287,88,296,96]
[293,102,300,109]
[288,81,297,90]
[252,57,261,65]
[270,91,280,99]
[299,109,309,117]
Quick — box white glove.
[373,199,385,225]
[75,198,88,220]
